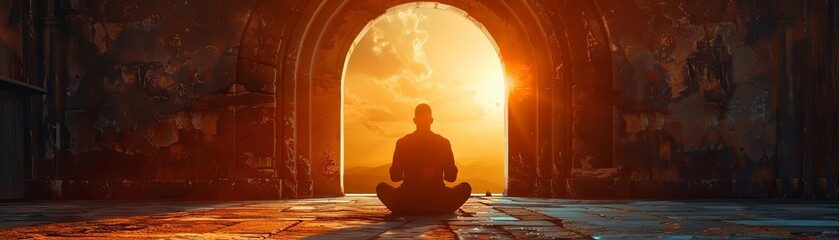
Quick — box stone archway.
[236,0,615,198]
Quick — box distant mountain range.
[344,156,505,194]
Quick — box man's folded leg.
[378,183,472,214]
[376,183,404,213]
[441,182,472,213]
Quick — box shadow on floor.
[299,213,459,240]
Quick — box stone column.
[773,0,805,198]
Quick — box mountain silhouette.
[344,155,504,194]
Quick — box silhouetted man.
[376,104,472,214]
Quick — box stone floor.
[1,197,838,239]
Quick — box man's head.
[413,103,433,130]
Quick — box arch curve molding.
[236,0,614,198]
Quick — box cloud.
[344,91,396,122]
[363,121,403,138]
[344,9,441,138]
[344,9,494,138]
[344,90,405,138]
[395,10,432,82]
[365,9,435,95]
[370,26,390,56]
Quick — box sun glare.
[342,6,506,194]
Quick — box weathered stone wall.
[61,0,252,179]
[6,0,834,199]
[595,0,836,199]
[236,0,309,198]
[0,0,24,80]
[602,0,777,197]
[49,0,287,199]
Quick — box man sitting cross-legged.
[376,103,472,214]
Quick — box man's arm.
[443,139,458,182]
[389,139,405,182]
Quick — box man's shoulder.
[397,133,413,140]
[396,133,414,144]
[434,133,450,143]
[399,132,448,142]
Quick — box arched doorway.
[286,0,560,198]
[341,3,508,195]
[236,0,615,198]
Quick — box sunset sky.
[342,7,506,193]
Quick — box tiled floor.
[1,197,838,239]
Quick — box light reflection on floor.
[1,197,838,239]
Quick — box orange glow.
[342,7,505,194]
